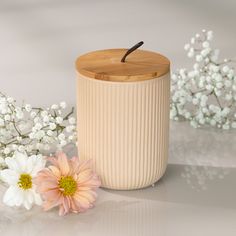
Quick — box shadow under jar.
[75,47,170,190]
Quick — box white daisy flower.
[0,152,46,210]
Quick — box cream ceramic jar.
[75,45,170,190]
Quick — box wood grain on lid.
[75,49,170,82]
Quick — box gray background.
[0,0,235,106]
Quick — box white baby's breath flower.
[210,119,216,126]
[191,37,195,44]
[18,145,25,152]
[196,55,203,62]
[26,145,33,153]
[34,130,45,140]
[170,108,177,119]
[184,44,190,50]
[187,51,194,58]
[43,116,50,123]
[33,117,40,124]
[49,122,57,130]
[68,135,74,141]
[207,30,213,40]
[215,90,222,97]
[222,124,230,130]
[16,110,24,119]
[4,114,11,121]
[60,140,67,146]
[184,112,191,119]
[3,147,10,155]
[58,133,65,140]
[68,117,76,125]
[224,80,232,87]
[190,120,198,128]
[201,48,210,57]
[16,137,22,143]
[202,41,210,48]
[216,82,223,89]
[34,123,42,130]
[172,74,178,81]
[222,65,229,73]
[47,130,54,136]
[0,156,5,165]
[0,118,4,126]
[51,104,58,110]
[66,125,74,133]
[0,152,46,209]
[232,122,236,128]
[55,117,63,124]
[43,144,50,151]
[206,84,213,91]
[7,97,14,103]
[30,111,37,118]
[60,102,67,109]
[40,111,48,117]
[225,94,232,101]
[25,104,32,112]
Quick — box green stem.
[213,91,222,109]
[63,107,74,120]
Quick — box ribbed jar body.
[76,73,170,190]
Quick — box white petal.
[15,152,28,173]
[26,189,34,204]
[14,189,24,206]
[30,156,46,176]
[26,156,35,174]
[3,195,15,207]
[23,199,32,210]
[0,169,19,185]
[3,186,18,206]
[5,157,19,171]
[5,197,15,207]
[33,191,43,206]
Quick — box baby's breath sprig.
[0,92,77,168]
[170,30,236,129]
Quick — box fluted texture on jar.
[76,73,170,190]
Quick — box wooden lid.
[75,48,170,82]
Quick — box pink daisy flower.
[35,152,101,216]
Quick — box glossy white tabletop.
[0,163,235,236]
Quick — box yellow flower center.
[18,174,32,190]
[59,176,77,196]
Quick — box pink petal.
[61,197,70,215]
[43,189,61,200]
[34,172,59,192]
[77,170,93,183]
[59,197,70,216]
[48,166,61,178]
[75,190,97,203]
[43,193,63,211]
[70,198,80,213]
[70,156,80,166]
[57,152,70,176]
[47,157,59,168]
[70,157,80,173]
[77,160,93,173]
[59,205,66,216]
[77,174,101,188]
[73,192,91,209]
[37,169,58,180]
